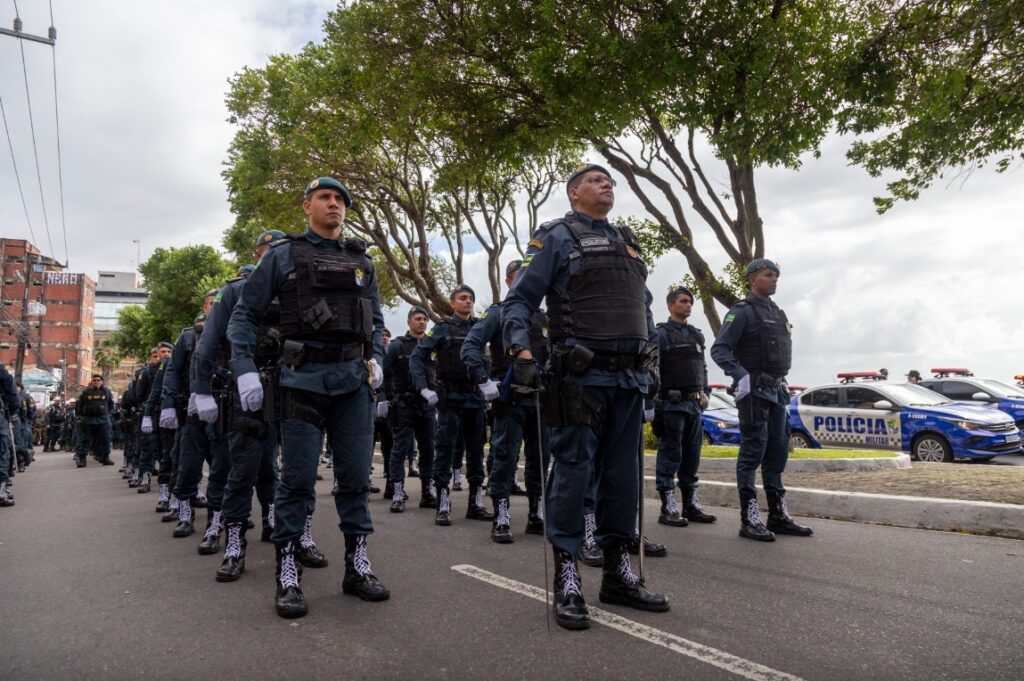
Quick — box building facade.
[94,271,149,395]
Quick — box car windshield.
[711,391,735,408]
[885,383,952,406]
[707,393,733,411]
[974,379,1024,399]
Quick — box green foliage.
[618,216,673,270]
[108,305,155,362]
[674,260,748,308]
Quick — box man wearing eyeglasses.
[75,375,115,467]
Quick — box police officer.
[410,285,493,526]
[75,375,115,467]
[0,364,18,506]
[382,306,436,512]
[710,259,812,541]
[906,369,923,384]
[463,259,550,543]
[502,163,669,630]
[44,397,64,451]
[135,343,172,486]
[653,287,717,526]
[226,176,389,618]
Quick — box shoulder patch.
[527,237,544,251]
[723,313,736,323]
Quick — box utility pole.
[0,15,56,46]
[13,254,32,383]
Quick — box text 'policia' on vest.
[657,323,706,395]
[733,302,793,376]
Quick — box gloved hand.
[511,359,541,390]
[237,372,264,412]
[698,392,709,411]
[420,388,439,407]
[187,392,199,416]
[479,379,500,401]
[141,416,153,433]
[195,394,219,423]
[735,374,751,402]
[159,407,178,429]
[367,359,384,390]
[643,407,656,423]
[376,400,389,419]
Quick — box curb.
[695,453,911,473]
[644,477,1024,540]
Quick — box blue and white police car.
[918,368,1024,435]
[701,392,740,445]
[788,372,1021,462]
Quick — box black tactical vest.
[436,319,473,387]
[80,388,109,416]
[254,297,282,365]
[657,323,706,392]
[490,309,549,380]
[389,334,433,396]
[733,301,792,376]
[547,216,649,343]
[277,237,374,345]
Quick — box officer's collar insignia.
[527,237,544,250]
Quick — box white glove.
[195,394,219,423]
[367,359,384,390]
[479,379,500,402]
[187,392,198,416]
[141,416,153,433]
[159,407,178,429]
[420,388,439,407]
[735,374,751,402]
[643,407,656,423]
[237,372,264,412]
[376,400,389,419]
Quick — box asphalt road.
[2,448,1022,681]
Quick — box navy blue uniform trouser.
[432,403,485,489]
[488,399,550,500]
[138,421,158,473]
[654,407,704,491]
[76,420,111,462]
[272,384,374,544]
[375,418,393,478]
[0,415,12,482]
[222,415,280,524]
[154,427,175,482]
[736,396,789,501]
[546,385,642,555]
[387,401,435,490]
[45,424,61,449]
[173,418,230,508]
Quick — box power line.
[48,0,68,266]
[0,95,37,244]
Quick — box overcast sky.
[2,1,1021,388]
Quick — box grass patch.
[645,446,899,459]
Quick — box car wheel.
[703,431,713,445]
[913,434,953,463]
[789,431,812,449]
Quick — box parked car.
[701,392,740,445]
[918,368,1024,432]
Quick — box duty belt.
[753,373,786,388]
[299,344,363,364]
[660,389,704,402]
[588,351,642,372]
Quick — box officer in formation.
[14,385,36,471]
[411,285,494,527]
[462,258,550,543]
[502,163,669,630]
[652,288,717,527]
[226,176,389,618]
[74,375,115,467]
[711,259,812,541]
[43,397,64,451]
[123,345,170,484]
[0,363,18,506]
[906,369,923,384]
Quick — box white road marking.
[452,564,805,681]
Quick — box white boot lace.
[352,536,373,576]
[267,503,275,528]
[663,490,679,515]
[392,481,404,504]
[584,512,596,545]
[473,487,484,508]
[203,510,222,541]
[179,498,192,523]
[617,550,640,586]
[559,560,582,597]
[300,514,316,550]
[746,498,764,526]
[278,545,299,589]
[157,484,169,503]
[439,488,451,513]
[224,524,243,559]
[496,498,511,527]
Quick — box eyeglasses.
[584,174,616,188]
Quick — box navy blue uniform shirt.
[192,277,244,396]
[656,319,709,413]
[410,314,482,406]
[710,294,789,405]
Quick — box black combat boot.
[452,468,463,491]
[419,479,437,508]
[465,484,493,520]
[383,480,394,499]
[128,471,140,488]
[274,541,307,619]
[525,495,544,535]
[172,497,195,538]
[680,486,717,523]
[121,463,131,479]
[738,497,775,542]
[435,486,452,526]
[75,455,86,468]
[342,534,390,601]
[155,484,170,513]
[0,481,14,507]
[216,522,247,582]
[198,509,223,554]
[408,462,419,477]
[599,543,670,612]
[296,514,329,568]
[490,497,513,544]
[629,536,668,557]
[657,490,688,527]
[261,504,275,542]
[193,489,207,508]
[390,481,405,513]
[136,471,152,494]
[100,456,114,466]
[162,495,180,522]
[579,513,603,567]
[553,547,590,630]
[766,491,813,536]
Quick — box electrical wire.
[0,95,37,244]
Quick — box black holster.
[281,389,326,429]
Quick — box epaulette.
[343,237,368,254]
[535,218,565,235]
[225,276,246,284]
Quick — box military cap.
[505,259,524,277]
[304,176,352,207]
[566,163,614,189]
[667,286,694,303]
[204,288,219,298]
[158,341,174,350]
[254,229,286,249]
[237,263,256,277]
[906,369,921,379]
[194,313,206,324]
[449,284,476,301]
[408,305,429,319]
[745,258,780,276]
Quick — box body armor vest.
[80,388,109,417]
[254,298,283,365]
[490,309,550,380]
[389,334,433,397]
[658,323,705,392]
[277,237,374,345]
[546,217,649,343]
[436,320,473,387]
[733,301,792,376]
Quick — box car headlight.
[939,417,986,430]
[713,420,733,429]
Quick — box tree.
[841,0,1024,211]
[93,340,122,384]
[108,304,154,362]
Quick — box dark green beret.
[304,176,352,207]
[745,258,780,276]
[566,163,613,189]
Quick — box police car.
[918,368,1024,434]
[788,371,1021,462]
[701,392,740,445]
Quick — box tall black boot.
[738,496,775,542]
[0,481,14,507]
[579,512,603,567]
[261,504,275,542]
[296,514,329,568]
[628,535,667,557]
[525,495,544,535]
[342,534,390,601]
[657,490,688,527]
[162,495,180,522]
[173,497,195,538]
[419,478,437,508]
[198,508,223,554]
[155,484,170,512]
[465,484,493,520]
[766,491,813,536]
[435,486,452,526]
[136,471,152,494]
[216,522,247,582]
[680,486,717,523]
[598,542,670,612]
[274,541,307,618]
[553,547,590,630]
[390,481,406,513]
[490,496,513,544]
